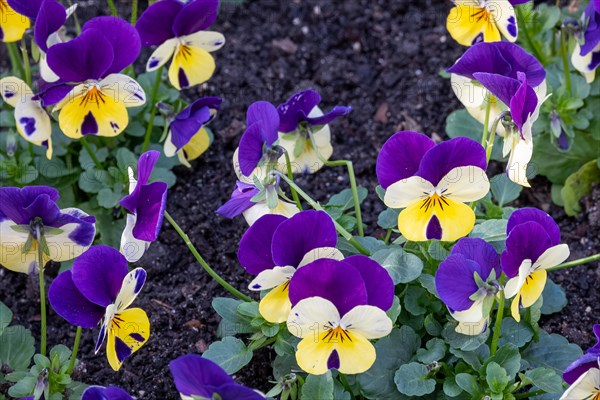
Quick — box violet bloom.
[48,245,150,371]
[237,211,343,323]
[81,386,133,400]
[0,186,95,274]
[502,208,570,322]
[136,0,225,90]
[276,89,352,173]
[563,324,600,384]
[447,42,548,187]
[435,238,501,336]
[170,354,264,400]
[165,97,222,167]
[572,0,600,83]
[287,256,394,375]
[119,151,168,263]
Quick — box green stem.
[282,150,303,211]
[490,291,505,356]
[80,137,102,169]
[6,42,26,80]
[36,230,47,357]
[142,67,163,153]
[106,0,117,16]
[480,97,492,148]
[131,0,139,25]
[485,111,509,164]
[513,389,546,399]
[275,172,371,256]
[548,253,600,271]
[384,228,393,245]
[164,211,252,302]
[338,373,355,399]
[560,29,572,94]
[20,39,32,87]
[67,326,82,375]
[517,7,546,65]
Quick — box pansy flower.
[165,97,221,167]
[287,257,394,375]
[170,354,265,400]
[560,363,600,400]
[237,211,343,323]
[119,151,168,263]
[572,0,600,83]
[0,186,95,274]
[563,324,600,385]
[81,386,133,400]
[136,0,225,90]
[48,245,150,371]
[435,238,501,335]
[0,0,29,42]
[376,132,489,242]
[45,16,146,139]
[0,77,53,158]
[446,0,528,46]
[276,89,352,173]
[502,208,570,322]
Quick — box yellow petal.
[0,0,30,43]
[447,4,501,46]
[168,44,215,90]
[106,308,150,371]
[181,127,211,162]
[519,269,547,308]
[259,282,292,324]
[511,292,522,322]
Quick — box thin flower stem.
[384,228,393,245]
[36,232,47,357]
[338,373,355,399]
[164,211,252,302]
[490,291,505,356]
[480,97,492,149]
[106,0,117,16]
[517,7,546,65]
[548,253,600,271]
[282,150,303,211]
[142,67,164,153]
[485,111,509,164]
[20,39,32,87]
[80,137,102,169]
[131,0,139,25]
[513,389,546,399]
[67,326,82,375]
[560,29,572,94]
[6,42,26,80]
[275,172,371,256]
[67,0,82,34]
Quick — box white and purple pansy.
[276,89,352,174]
[561,361,600,399]
[81,385,134,400]
[136,0,225,90]
[48,245,150,371]
[170,354,265,400]
[119,151,168,263]
[572,0,600,83]
[435,238,501,336]
[287,256,394,375]
[501,208,570,322]
[376,131,490,242]
[0,186,95,274]
[237,210,343,323]
[563,324,600,385]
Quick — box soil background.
[1,0,599,399]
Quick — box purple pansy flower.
[435,238,501,336]
[376,132,489,242]
[81,385,133,400]
[237,211,343,323]
[170,354,264,400]
[48,245,150,371]
[502,208,570,322]
[572,0,600,83]
[119,151,168,263]
[563,324,600,385]
[287,256,394,375]
[136,0,225,90]
[0,186,95,274]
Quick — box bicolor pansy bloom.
[563,324,600,385]
[287,256,394,375]
[276,89,352,173]
[45,16,146,139]
[136,0,225,90]
[502,208,570,322]
[560,363,600,400]
[572,0,600,83]
[48,245,150,371]
[446,0,527,46]
[435,238,501,335]
[0,186,95,274]
[377,132,489,242]
[237,211,343,323]
[170,354,265,400]
[81,386,133,400]
[119,151,168,263]
[0,0,29,42]
[165,97,221,167]
[0,76,53,158]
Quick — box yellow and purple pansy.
[435,238,501,335]
[1,0,29,42]
[0,186,95,274]
[136,0,225,90]
[42,16,146,139]
[502,208,570,322]
[119,151,168,263]
[287,256,394,375]
[237,211,343,323]
[572,0,600,83]
[563,324,600,385]
[81,386,133,400]
[376,131,490,242]
[48,245,150,371]
[170,354,265,400]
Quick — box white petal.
[177,150,192,168]
[164,130,177,158]
[437,166,490,203]
[287,297,340,339]
[450,300,484,323]
[146,38,178,72]
[506,137,533,188]
[248,266,296,291]
[243,200,300,226]
[100,73,146,107]
[40,52,60,83]
[384,176,434,209]
[340,305,393,339]
[120,214,150,263]
[0,76,33,107]
[127,167,137,194]
[504,259,533,299]
[45,226,93,262]
[454,317,489,336]
[52,84,88,112]
[533,244,570,271]
[232,147,270,184]
[114,268,147,312]
[488,1,518,42]
[183,31,226,52]
[451,73,487,109]
[14,97,52,143]
[298,247,344,268]
[560,368,600,400]
[572,42,600,83]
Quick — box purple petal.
[289,258,368,316]
[305,106,352,127]
[509,74,539,134]
[71,245,129,307]
[48,271,105,328]
[509,0,530,4]
[416,137,487,186]
[137,150,160,186]
[82,386,133,400]
[216,182,260,219]
[451,238,500,279]
[246,101,280,145]
[507,208,560,245]
[435,254,482,311]
[0,186,59,224]
[593,324,600,352]
[34,0,66,52]
[36,82,73,107]
[563,352,600,384]
[135,0,182,46]
[238,214,286,275]
[376,131,436,189]
[131,182,168,242]
[170,101,214,152]
[238,123,266,177]
[173,0,219,37]
[342,255,394,311]
[169,354,234,398]
[217,384,265,400]
[472,72,521,107]
[6,0,42,20]
[501,222,553,278]
[53,208,96,247]
[581,2,600,56]
[277,89,322,133]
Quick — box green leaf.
[561,160,600,216]
[486,362,509,393]
[7,375,36,397]
[94,211,126,248]
[212,298,254,336]
[371,248,423,285]
[394,362,436,397]
[497,318,534,348]
[78,168,113,194]
[490,174,522,207]
[521,331,583,375]
[326,187,368,211]
[386,296,401,323]
[38,158,79,179]
[0,325,35,371]
[0,302,12,336]
[428,241,449,261]
[449,344,490,370]
[403,286,429,315]
[203,337,253,374]
[78,143,108,170]
[469,219,508,252]
[416,338,447,364]
[540,279,567,315]
[116,148,138,174]
[377,208,399,229]
[455,373,481,396]
[524,368,563,393]
[301,371,334,400]
[97,187,123,209]
[484,343,521,379]
[442,323,490,351]
[446,109,503,161]
[423,314,443,336]
[443,376,463,397]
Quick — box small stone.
[352,42,361,52]
[184,319,203,331]
[374,102,389,123]
[196,339,208,353]
[585,306,592,313]
[272,38,298,54]
[301,26,309,35]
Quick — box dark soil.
[1,0,599,399]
